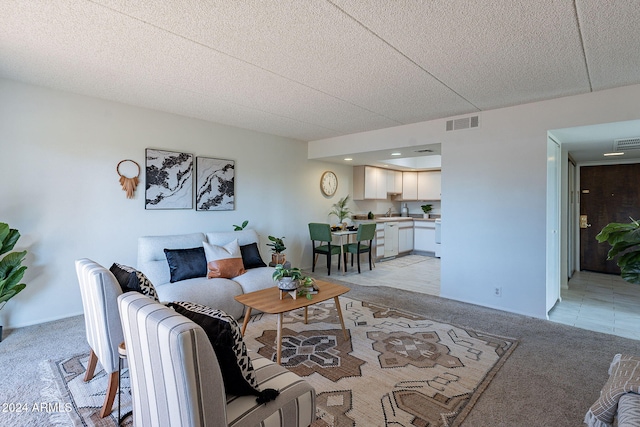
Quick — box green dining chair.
[308,223,341,275]
[343,223,376,274]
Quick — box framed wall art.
[145,149,193,209]
[196,157,235,211]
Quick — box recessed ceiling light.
[604,152,625,156]
[344,157,353,161]
[391,152,401,156]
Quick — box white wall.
[310,84,640,318]
[0,79,353,328]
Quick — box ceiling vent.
[614,137,640,151]
[414,149,433,153]
[446,115,479,131]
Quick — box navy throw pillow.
[240,243,267,269]
[109,263,159,302]
[164,247,207,283]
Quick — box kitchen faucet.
[386,208,392,217]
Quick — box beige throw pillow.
[203,239,246,279]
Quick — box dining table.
[331,228,358,273]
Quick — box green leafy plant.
[272,264,304,281]
[267,236,286,254]
[596,217,640,284]
[296,276,316,300]
[233,220,249,231]
[329,195,352,223]
[0,223,27,311]
[421,204,433,214]
[272,264,315,300]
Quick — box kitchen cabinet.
[383,222,399,258]
[375,223,385,258]
[401,171,418,200]
[414,221,436,253]
[353,166,388,200]
[398,221,414,253]
[398,170,441,201]
[387,170,402,194]
[417,171,441,200]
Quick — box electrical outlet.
[494,287,502,297]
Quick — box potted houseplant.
[296,275,317,300]
[0,222,28,342]
[329,195,353,229]
[421,204,433,218]
[596,217,640,284]
[272,264,304,291]
[267,235,286,265]
[272,264,316,299]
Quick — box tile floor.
[314,254,640,341]
[312,254,440,296]
[548,270,640,340]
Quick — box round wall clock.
[320,171,338,197]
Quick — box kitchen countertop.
[353,217,437,223]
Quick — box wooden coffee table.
[234,280,350,364]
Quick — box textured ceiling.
[1,0,639,143]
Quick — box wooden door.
[580,164,640,273]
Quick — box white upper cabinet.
[387,170,403,194]
[417,171,441,200]
[355,167,439,200]
[353,166,389,200]
[399,170,441,200]
[375,167,388,199]
[401,171,418,200]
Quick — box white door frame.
[546,136,561,318]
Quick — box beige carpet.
[242,296,517,427]
[45,296,517,427]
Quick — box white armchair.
[75,258,124,418]
[117,292,316,427]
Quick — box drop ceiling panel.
[333,0,591,110]
[576,0,640,91]
[2,0,640,144]
[95,0,477,124]
[0,0,399,139]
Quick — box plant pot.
[277,277,298,291]
[272,253,286,265]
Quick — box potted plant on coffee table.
[267,236,286,265]
[296,275,317,300]
[0,222,28,342]
[272,264,316,300]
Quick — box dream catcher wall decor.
[117,159,141,199]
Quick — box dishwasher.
[383,222,399,258]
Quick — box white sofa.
[137,229,275,319]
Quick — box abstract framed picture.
[145,149,193,209]
[196,157,235,211]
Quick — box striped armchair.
[75,258,124,418]
[118,292,316,427]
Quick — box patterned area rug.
[242,296,517,427]
[44,354,132,427]
[45,296,517,427]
